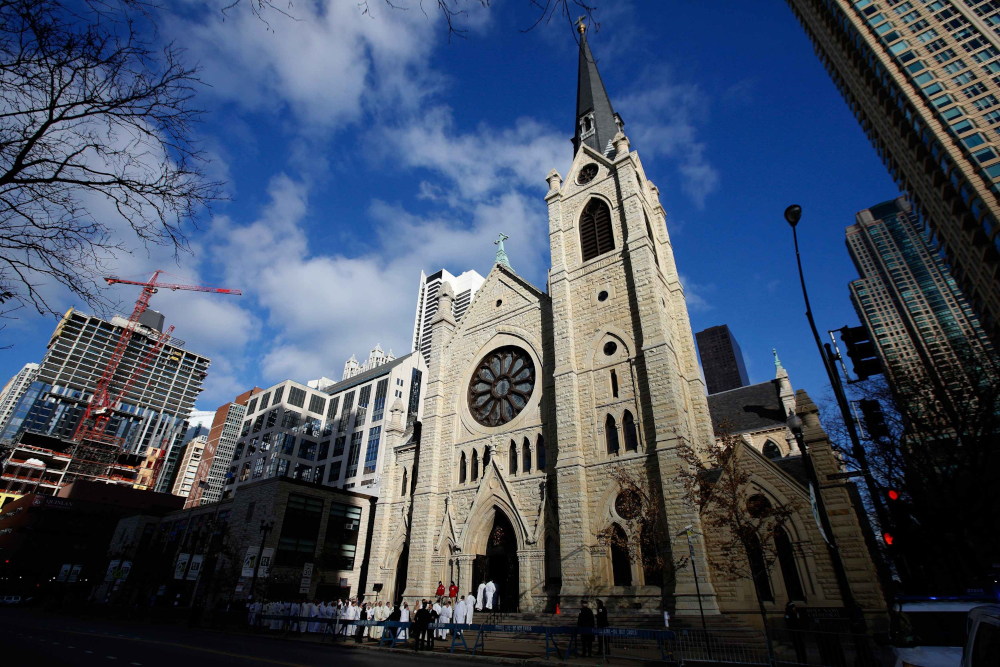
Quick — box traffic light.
[840,326,883,380]
[883,532,894,546]
[859,399,889,439]
[887,489,900,501]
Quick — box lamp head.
[784,205,802,227]
[786,409,804,435]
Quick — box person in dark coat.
[785,601,807,664]
[427,602,440,649]
[413,601,432,651]
[596,599,610,655]
[577,599,596,657]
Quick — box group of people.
[245,584,487,648]
[575,599,612,658]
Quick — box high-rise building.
[0,363,39,441]
[171,434,207,498]
[226,352,426,498]
[848,197,997,403]
[184,388,260,508]
[342,344,395,381]
[696,325,751,395]
[785,0,1000,343]
[412,269,485,365]
[0,309,210,496]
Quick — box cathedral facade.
[363,30,884,623]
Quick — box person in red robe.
[436,581,446,597]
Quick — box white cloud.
[617,69,719,208]
[206,172,551,386]
[170,0,443,131]
[679,273,715,313]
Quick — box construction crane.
[71,270,241,449]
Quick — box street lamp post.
[784,205,892,554]
[680,525,712,659]
[247,519,274,604]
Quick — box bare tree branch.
[0,0,223,317]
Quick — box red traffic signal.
[887,489,899,501]
[883,532,894,545]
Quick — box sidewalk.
[255,625,671,665]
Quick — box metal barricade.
[770,628,895,667]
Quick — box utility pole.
[247,519,273,603]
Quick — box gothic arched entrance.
[473,508,519,612]
[393,544,409,604]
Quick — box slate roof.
[706,380,788,436]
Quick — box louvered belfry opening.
[579,198,615,262]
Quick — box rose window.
[468,346,535,427]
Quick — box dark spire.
[573,21,622,158]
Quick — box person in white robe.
[484,580,496,610]
[366,601,381,639]
[272,602,282,631]
[281,601,291,631]
[437,599,452,639]
[465,592,477,625]
[476,582,486,610]
[300,601,312,633]
[454,597,467,638]
[291,601,302,632]
[398,602,410,640]
[306,601,318,632]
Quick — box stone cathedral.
[363,29,884,623]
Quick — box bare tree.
[822,345,1000,595]
[677,424,797,664]
[595,463,677,590]
[0,0,222,316]
[224,0,598,39]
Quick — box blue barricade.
[252,614,678,660]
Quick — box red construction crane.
[72,270,242,446]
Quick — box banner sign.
[186,554,204,580]
[242,547,274,578]
[68,564,82,583]
[105,560,120,582]
[299,562,314,594]
[174,553,191,580]
[57,563,71,582]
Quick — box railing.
[240,612,898,666]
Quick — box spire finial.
[773,348,782,368]
[576,16,587,35]
[494,233,512,270]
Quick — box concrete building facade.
[225,352,426,499]
[412,269,486,366]
[785,0,1000,344]
[184,388,260,509]
[171,435,207,498]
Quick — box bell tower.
[546,22,719,614]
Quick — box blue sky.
[2,0,899,414]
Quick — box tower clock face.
[577,163,599,185]
[468,346,535,427]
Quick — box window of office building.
[276,494,324,566]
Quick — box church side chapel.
[363,24,885,628]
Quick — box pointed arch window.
[459,452,467,483]
[775,527,806,601]
[763,441,783,459]
[623,410,639,452]
[522,438,532,474]
[401,468,408,496]
[471,450,479,481]
[483,447,491,469]
[746,533,774,602]
[509,440,518,475]
[644,210,659,267]
[536,435,546,471]
[605,414,620,455]
[579,199,615,262]
[610,524,632,586]
[611,369,619,398]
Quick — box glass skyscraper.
[847,197,996,403]
[786,0,1000,343]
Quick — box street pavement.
[0,609,492,667]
